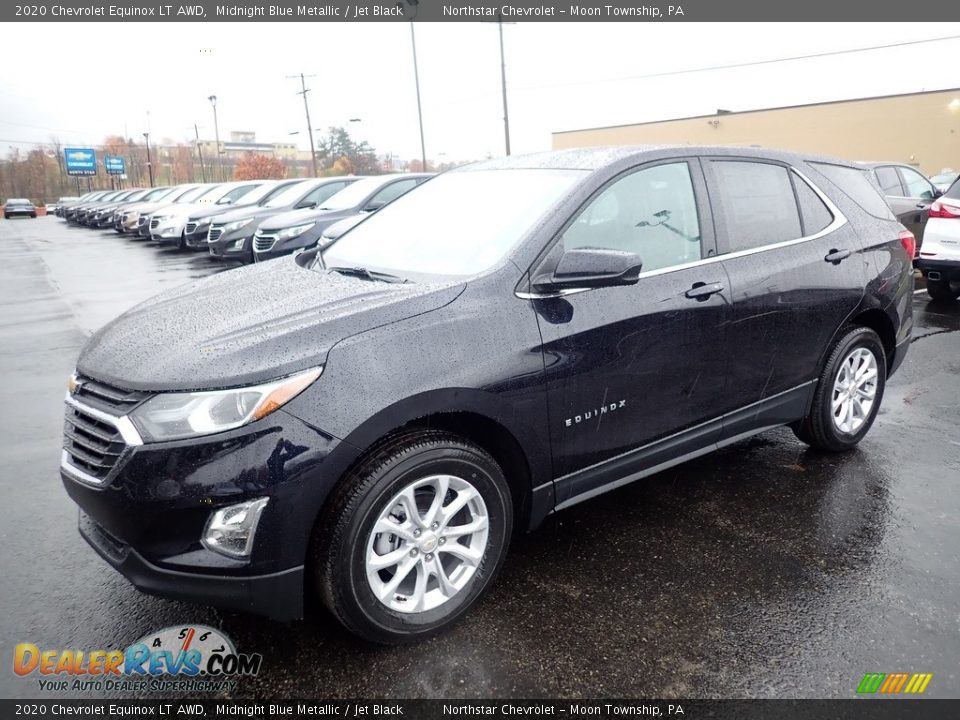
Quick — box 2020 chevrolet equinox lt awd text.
[61,147,913,643]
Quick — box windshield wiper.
[326,266,408,284]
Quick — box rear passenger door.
[703,158,868,438]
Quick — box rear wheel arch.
[848,308,897,375]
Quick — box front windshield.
[321,169,587,278]
[172,186,205,202]
[264,180,316,208]
[318,177,386,210]
[231,182,276,205]
[191,184,225,202]
[142,186,173,201]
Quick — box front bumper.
[61,401,348,621]
[183,223,212,249]
[79,511,305,621]
[252,231,317,262]
[151,223,185,244]
[4,208,36,217]
[209,230,254,261]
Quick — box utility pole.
[194,123,207,182]
[497,13,511,156]
[208,95,225,181]
[410,24,427,171]
[288,73,318,178]
[142,132,154,188]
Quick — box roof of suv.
[465,145,862,171]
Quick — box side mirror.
[533,247,643,292]
[362,200,386,213]
[933,188,944,199]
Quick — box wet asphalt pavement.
[1,216,958,700]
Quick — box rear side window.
[710,161,801,251]
[874,166,903,195]
[898,167,936,201]
[794,176,833,235]
[946,179,960,201]
[809,162,894,220]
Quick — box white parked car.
[916,181,960,301]
[149,181,266,249]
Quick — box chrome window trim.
[516,164,846,300]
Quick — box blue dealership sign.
[64,147,97,176]
[104,155,126,175]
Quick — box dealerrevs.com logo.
[13,625,262,693]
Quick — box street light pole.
[142,132,154,188]
[497,14,511,156]
[288,73,319,178]
[193,123,207,183]
[208,95,225,181]
[410,24,427,172]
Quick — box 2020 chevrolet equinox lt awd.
[61,147,913,643]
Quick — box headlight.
[277,222,316,240]
[223,218,251,233]
[129,367,322,442]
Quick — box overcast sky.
[1,22,959,162]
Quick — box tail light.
[899,230,916,260]
[929,200,960,219]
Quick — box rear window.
[809,162,894,220]
[874,166,902,195]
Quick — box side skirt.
[551,382,815,513]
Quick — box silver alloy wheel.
[831,346,879,434]
[366,474,489,613]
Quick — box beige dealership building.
[552,88,960,176]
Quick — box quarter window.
[793,175,834,236]
[711,161,802,251]
[560,162,702,273]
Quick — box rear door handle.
[684,282,724,300]
[824,248,851,264]
[916,203,928,210]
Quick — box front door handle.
[684,281,724,301]
[824,248,851,264]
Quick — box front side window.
[874,166,903,195]
[898,167,936,201]
[560,162,702,273]
[711,161,801,251]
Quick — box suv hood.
[77,258,465,392]
[188,202,257,222]
[260,206,335,231]
[211,205,290,225]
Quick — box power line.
[515,33,960,93]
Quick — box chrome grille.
[63,406,125,481]
[208,224,224,242]
[71,374,150,414]
[185,222,198,234]
[62,377,147,486]
[254,232,277,252]
[150,217,160,230]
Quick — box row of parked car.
[54,173,433,263]
[857,161,960,300]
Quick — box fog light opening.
[202,497,269,559]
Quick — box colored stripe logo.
[857,673,933,694]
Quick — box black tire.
[792,327,887,452]
[315,430,512,644]
[175,231,186,251]
[30,213,36,219]
[927,276,960,301]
